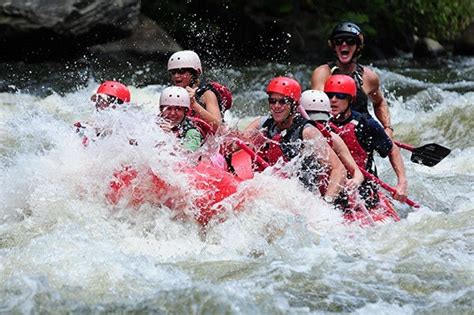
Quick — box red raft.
[343,192,400,225]
[105,151,253,226]
[106,146,400,227]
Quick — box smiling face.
[268,92,293,124]
[169,68,194,88]
[160,105,187,127]
[332,36,358,65]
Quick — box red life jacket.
[256,116,314,171]
[329,119,369,170]
[258,132,285,167]
[172,117,208,141]
[181,115,214,141]
[195,81,233,116]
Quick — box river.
[0,56,473,314]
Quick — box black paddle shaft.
[411,143,451,167]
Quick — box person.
[244,76,347,202]
[310,21,394,138]
[167,50,226,132]
[90,80,131,111]
[158,86,204,152]
[75,80,131,146]
[299,89,364,193]
[324,74,407,207]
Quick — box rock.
[88,15,182,58]
[453,22,474,56]
[413,37,445,59]
[0,0,140,60]
[0,0,140,36]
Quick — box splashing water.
[0,57,473,314]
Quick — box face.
[332,36,358,64]
[169,68,194,88]
[160,106,187,127]
[91,93,118,111]
[268,92,293,123]
[327,92,351,118]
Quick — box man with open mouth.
[310,21,395,139]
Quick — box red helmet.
[324,75,356,99]
[96,81,131,103]
[266,77,301,103]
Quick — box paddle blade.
[231,149,254,180]
[411,143,451,167]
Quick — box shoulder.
[311,64,332,90]
[362,66,380,89]
[302,123,322,139]
[354,112,382,130]
[202,89,218,99]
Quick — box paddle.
[359,168,420,208]
[235,138,420,208]
[231,149,254,180]
[234,139,270,169]
[394,141,451,167]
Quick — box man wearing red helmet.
[91,81,131,111]
[75,81,132,146]
[311,21,394,138]
[324,74,407,205]
[244,76,347,202]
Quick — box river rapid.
[0,56,473,314]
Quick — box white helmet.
[159,86,190,109]
[300,90,331,121]
[167,50,202,74]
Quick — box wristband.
[383,125,394,131]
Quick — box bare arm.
[303,127,346,198]
[310,65,332,90]
[388,144,408,201]
[190,89,222,131]
[364,68,393,137]
[330,132,364,190]
[244,117,262,132]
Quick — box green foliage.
[389,0,473,41]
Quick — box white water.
[0,60,473,314]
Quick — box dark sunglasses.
[91,93,118,104]
[333,37,357,46]
[326,92,350,100]
[268,97,291,105]
[169,68,189,75]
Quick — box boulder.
[0,0,140,35]
[88,15,182,58]
[453,22,474,56]
[413,37,445,59]
[0,0,140,60]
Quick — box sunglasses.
[268,97,291,105]
[326,92,350,100]
[169,68,189,75]
[333,37,357,46]
[91,93,118,104]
